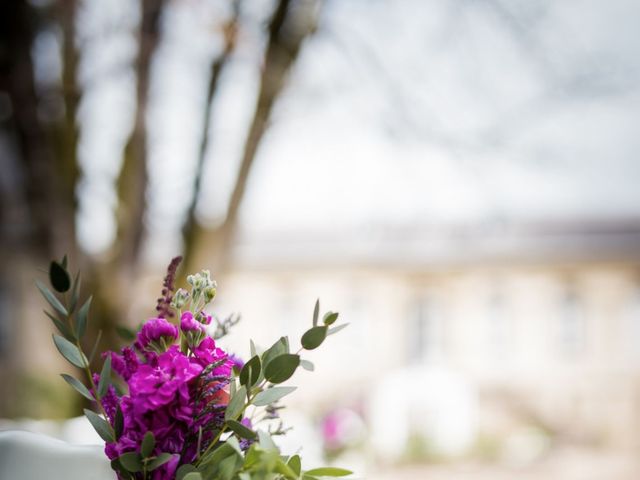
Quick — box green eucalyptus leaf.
[239,355,261,387]
[327,323,349,336]
[262,336,289,369]
[97,354,111,398]
[53,334,88,368]
[275,459,298,479]
[147,453,174,471]
[313,299,320,326]
[226,419,257,440]
[305,467,353,477]
[224,385,246,421]
[250,339,258,357]
[44,311,74,341]
[84,409,114,442]
[301,326,327,350]
[218,453,242,480]
[118,452,143,473]
[322,312,339,326]
[288,455,301,476]
[60,373,94,401]
[110,458,130,478]
[141,431,155,458]
[49,261,71,293]
[75,296,92,340]
[198,443,235,469]
[176,464,198,480]
[252,386,297,406]
[36,280,68,316]
[257,430,277,451]
[182,473,203,480]
[225,436,243,456]
[264,354,300,384]
[89,329,103,363]
[300,359,315,371]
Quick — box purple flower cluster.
[104,317,232,480]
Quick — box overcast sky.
[71,0,640,260]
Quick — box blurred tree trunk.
[117,0,167,271]
[185,0,322,276]
[182,0,241,267]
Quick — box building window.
[558,289,586,358]
[408,294,444,364]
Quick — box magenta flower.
[137,318,178,351]
[180,311,205,333]
[128,346,202,411]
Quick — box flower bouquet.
[37,256,351,480]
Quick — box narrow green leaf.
[98,354,111,398]
[253,386,297,406]
[49,261,71,293]
[114,405,124,440]
[115,325,136,341]
[301,326,328,350]
[147,453,174,471]
[118,452,143,472]
[75,296,92,340]
[60,374,94,401]
[305,467,353,477]
[84,409,114,442]
[68,272,81,314]
[226,419,257,440]
[224,385,247,421]
[250,339,257,357]
[239,355,261,387]
[327,323,349,336]
[288,455,301,476]
[44,310,74,341]
[313,299,320,326]
[300,359,315,371]
[89,330,103,363]
[264,354,300,384]
[53,334,88,368]
[141,431,155,458]
[36,280,67,316]
[322,312,339,326]
[60,255,68,269]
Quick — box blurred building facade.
[215,219,640,460]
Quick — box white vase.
[0,430,113,480]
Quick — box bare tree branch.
[186,0,322,275]
[183,0,242,265]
